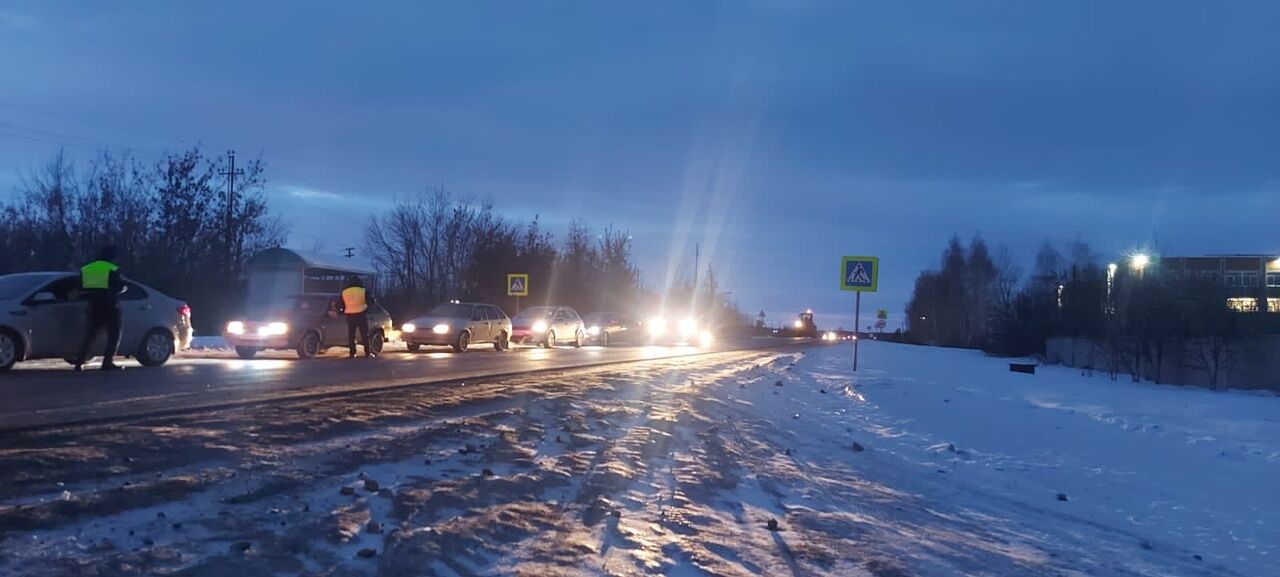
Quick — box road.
[0,337,800,431]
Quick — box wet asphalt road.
[0,337,804,431]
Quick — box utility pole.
[344,247,355,258]
[219,150,244,272]
[693,243,700,298]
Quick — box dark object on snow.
[946,443,957,453]
[356,548,377,559]
[820,388,827,394]
[766,518,779,531]
[340,486,356,496]
[774,380,784,387]
[363,479,380,492]
[784,448,792,456]
[555,435,563,443]
[377,489,394,498]
[1139,540,1153,550]
[156,512,166,519]
[142,538,154,546]
[231,541,252,552]
[482,468,495,477]
[1193,554,1203,561]
[366,521,383,534]
[172,523,182,530]
[1009,363,1036,375]
[1056,493,1069,502]
[611,510,622,518]
[851,442,865,452]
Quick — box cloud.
[0,9,35,30]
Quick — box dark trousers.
[346,312,370,356]
[77,302,122,366]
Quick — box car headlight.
[264,322,289,336]
[794,319,804,329]
[587,325,600,336]
[402,323,416,334]
[648,317,667,336]
[698,330,714,348]
[678,318,697,337]
[532,320,548,333]
[226,321,245,335]
[432,323,450,334]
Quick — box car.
[0,271,193,371]
[223,294,392,359]
[582,311,639,346]
[400,301,512,353]
[642,309,714,347]
[510,306,585,348]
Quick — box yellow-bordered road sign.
[507,273,529,297]
[840,256,879,292]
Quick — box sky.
[2,1,1278,329]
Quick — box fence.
[1045,335,1280,391]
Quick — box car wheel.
[137,329,174,367]
[544,330,556,349]
[369,330,385,355]
[574,330,583,348]
[296,331,322,359]
[452,331,470,353]
[493,331,509,351]
[0,330,20,371]
[235,346,259,360]
[406,343,421,352]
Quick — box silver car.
[510,306,586,348]
[0,272,194,371]
[401,302,512,353]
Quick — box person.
[340,275,376,358]
[75,246,127,371]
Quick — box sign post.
[507,273,529,314]
[840,256,879,371]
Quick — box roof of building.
[246,247,375,276]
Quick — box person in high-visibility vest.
[74,246,127,371]
[339,275,376,358]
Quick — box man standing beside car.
[340,275,376,358]
[74,245,127,371]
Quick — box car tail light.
[178,304,191,317]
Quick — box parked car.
[0,271,193,371]
[582,311,638,346]
[223,294,392,359]
[400,301,511,353]
[510,306,585,348]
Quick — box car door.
[22,276,84,359]
[321,297,347,346]
[490,306,510,337]
[116,281,153,354]
[553,308,573,340]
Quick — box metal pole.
[853,292,861,371]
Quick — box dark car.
[582,311,638,347]
[510,306,585,348]
[223,294,393,359]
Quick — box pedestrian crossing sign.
[507,273,529,297]
[840,256,879,292]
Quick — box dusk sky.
[2,1,1278,328]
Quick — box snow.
[1,342,1275,576]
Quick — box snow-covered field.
[0,342,1274,576]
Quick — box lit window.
[1226,297,1258,313]
[1269,298,1280,313]
[1267,273,1280,288]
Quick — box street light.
[1131,254,1150,270]
[1106,263,1117,314]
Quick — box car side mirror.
[29,291,57,305]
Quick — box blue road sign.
[840,256,879,292]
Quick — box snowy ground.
[0,342,1274,576]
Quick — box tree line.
[906,235,1274,387]
[0,148,284,330]
[363,188,741,323]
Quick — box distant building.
[1149,254,1280,313]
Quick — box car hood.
[406,315,465,327]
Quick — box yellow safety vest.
[81,260,119,290]
[341,286,367,314]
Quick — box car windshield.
[0,275,48,300]
[513,307,554,322]
[428,303,472,318]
